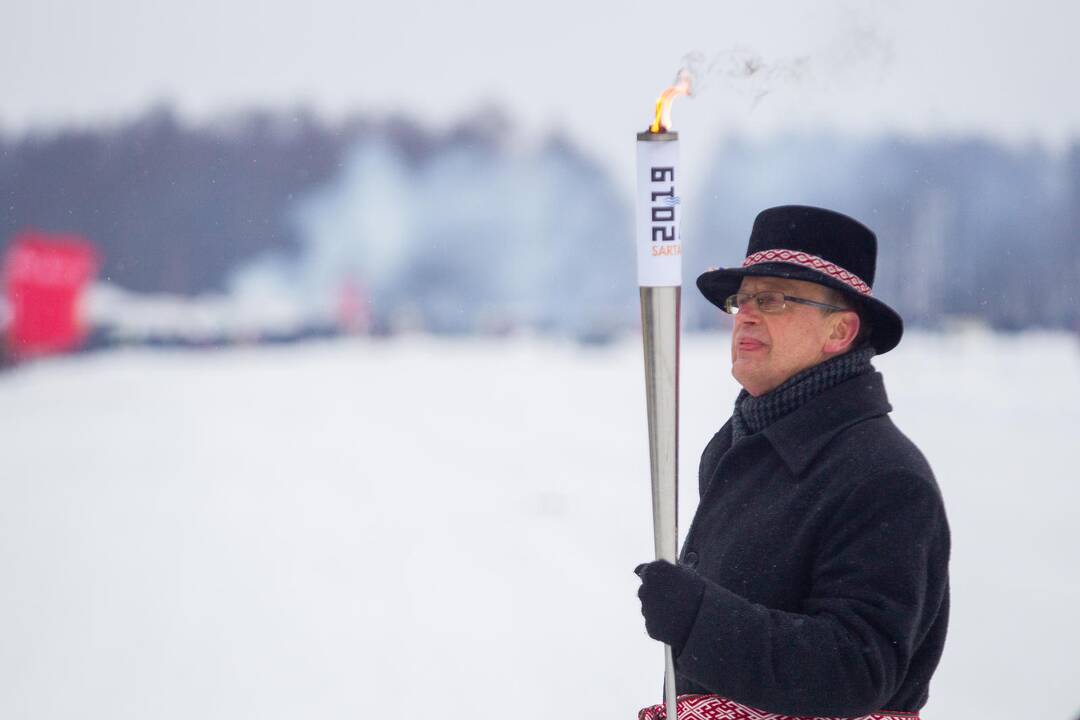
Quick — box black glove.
[634,559,706,653]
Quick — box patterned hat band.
[742,249,873,297]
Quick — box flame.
[650,68,693,133]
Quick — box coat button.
[684,551,699,568]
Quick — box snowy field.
[0,330,1077,720]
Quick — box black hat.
[696,205,904,354]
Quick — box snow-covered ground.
[0,330,1077,720]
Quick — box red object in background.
[337,277,372,334]
[4,231,100,359]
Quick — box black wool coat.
[673,371,951,716]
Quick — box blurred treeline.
[0,106,482,295]
[688,136,1080,332]
[1,106,1077,336]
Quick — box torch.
[636,70,689,720]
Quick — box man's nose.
[734,302,762,324]
[734,315,759,332]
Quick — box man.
[634,206,951,720]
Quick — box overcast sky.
[3,0,1078,190]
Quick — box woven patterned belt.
[638,694,921,720]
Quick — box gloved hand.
[634,559,706,653]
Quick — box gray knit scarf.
[730,345,876,445]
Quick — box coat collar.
[759,370,892,476]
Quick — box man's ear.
[823,311,860,354]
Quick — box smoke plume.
[678,11,893,108]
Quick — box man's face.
[730,276,854,396]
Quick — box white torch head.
[635,132,681,287]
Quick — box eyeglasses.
[722,291,850,315]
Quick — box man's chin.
[731,361,761,391]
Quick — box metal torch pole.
[641,285,680,719]
[636,130,681,720]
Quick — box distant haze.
[2,0,1078,192]
[3,110,1077,334]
